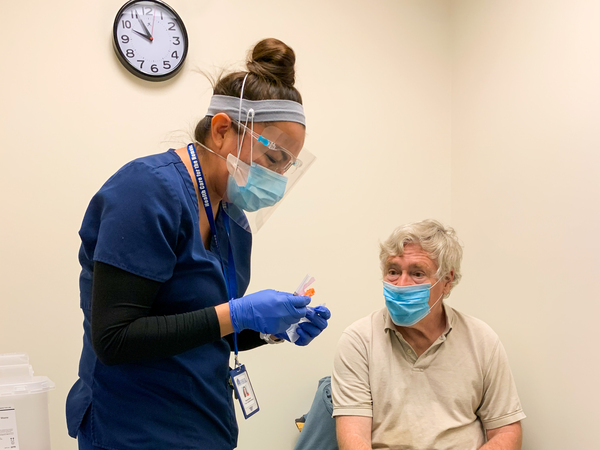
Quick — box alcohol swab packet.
[286,275,317,343]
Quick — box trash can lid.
[0,376,55,396]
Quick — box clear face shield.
[222,118,316,233]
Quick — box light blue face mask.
[383,279,443,327]
[225,154,288,212]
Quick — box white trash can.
[0,353,55,450]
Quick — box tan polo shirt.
[332,304,525,450]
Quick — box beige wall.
[451,1,600,449]
[0,1,451,449]
[1,0,597,449]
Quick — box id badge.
[230,364,260,419]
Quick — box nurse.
[66,38,330,450]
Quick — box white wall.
[450,1,600,449]
[243,2,452,448]
[0,1,451,449]
[3,1,597,449]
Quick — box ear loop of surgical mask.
[232,73,255,181]
[237,73,248,152]
[424,278,445,316]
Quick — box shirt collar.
[383,302,454,337]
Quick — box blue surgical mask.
[383,279,443,327]
[225,154,288,212]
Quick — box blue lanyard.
[186,144,240,357]
[186,144,218,242]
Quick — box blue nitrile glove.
[229,289,311,335]
[276,305,331,346]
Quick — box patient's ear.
[444,270,455,295]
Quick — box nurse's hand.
[275,305,331,346]
[229,290,310,335]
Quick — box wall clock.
[113,0,188,81]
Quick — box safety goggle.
[232,120,303,175]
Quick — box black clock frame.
[112,0,189,82]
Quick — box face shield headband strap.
[206,95,306,126]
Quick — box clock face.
[113,0,188,81]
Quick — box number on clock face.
[113,0,187,80]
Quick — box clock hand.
[151,8,156,38]
[132,28,152,43]
[138,17,153,41]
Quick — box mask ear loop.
[231,108,254,184]
[428,292,444,313]
[237,74,249,159]
[429,278,442,290]
[426,276,446,314]
[233,74,255,180]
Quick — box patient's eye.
[385,267,400,282]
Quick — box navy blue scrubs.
[66,149,252,449]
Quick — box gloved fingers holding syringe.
[229,274,331,343]
[274,274,331,346]
[229,289,312,335]
[284,304,331,346]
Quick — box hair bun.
[247,38,296,87]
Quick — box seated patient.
[332,219,525,450]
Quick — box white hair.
[379,219,463,291]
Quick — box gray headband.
[206,95,306,126]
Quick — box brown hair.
[194,38,303,144]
